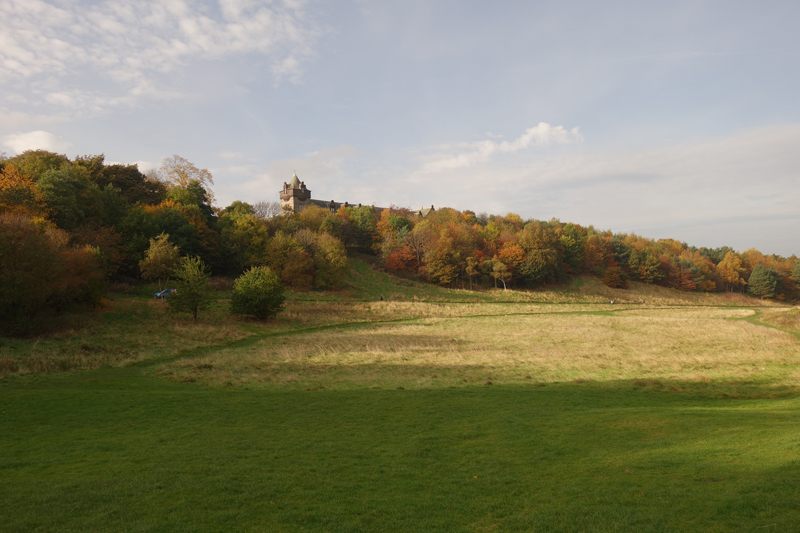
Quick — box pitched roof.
[288,172,301,189]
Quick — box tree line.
[2,149,798,332]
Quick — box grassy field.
[2,261,799,531]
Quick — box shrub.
[230,266,285,319]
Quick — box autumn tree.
[385,246,418,273]
[0,163,47,217]
[425,238,460,286]
[158,155,214,190]
[601,259,628,289]
[0,213,104,335]
[716,251,747,292]
[465,256,479,290]
[282,250,315,290]
[498,242,525,282]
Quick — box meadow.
[2,262,799,531]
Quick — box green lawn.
[1,264,798,531]
[2,368,800,532]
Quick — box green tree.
[748,264,780,299]
[491,259,511,290]
[313,232,348,288]
[101,163,166,205]
[5,149,69,180]
[139,233,181,292]
[230,266,286,319]
[168,256,213,322]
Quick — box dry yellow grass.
[159,305,800,391]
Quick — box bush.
[230,267,285,319]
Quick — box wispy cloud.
[0,0,321,110]
[3,130,72,154]
[398,124,800,255]
[420,123,582,172]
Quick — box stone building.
[280,172,435,217]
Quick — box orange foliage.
[0,163,47,217]
[498,243,526,277]
[386,246,418,272]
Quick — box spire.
[288,171,301,189]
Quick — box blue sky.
[2,0,799,255]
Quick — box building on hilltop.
[279,171,435,217]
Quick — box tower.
[279,172,311,213]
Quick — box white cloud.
[218,151,244,159]
[400,124,800,255]
[421,123,582,172]
[0,0,321,109]
[3,130,72,154]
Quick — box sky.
[1,0,799,256]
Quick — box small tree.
[491,259,511,290]
[168,256,212,321]
[230,266,285,319]
[139,233,181,292]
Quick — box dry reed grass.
[159,306,800,390]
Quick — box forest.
[2,149,799,334]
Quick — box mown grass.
[1,260,799,531]
[3,373,800,532]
